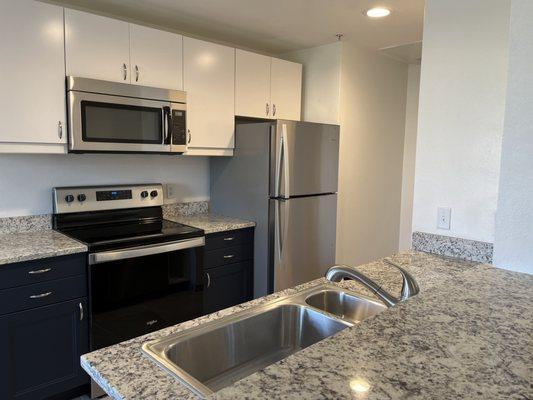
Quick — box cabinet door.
[65,9,130,83]
[235,50,271,118]
[0,299,89,400]
[271,58,302,120]
[204,262,252,314]
[130,24,183,90]
[0,0,66,147]
[183,37,235,155]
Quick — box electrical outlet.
[437,207,451,230]
[164,183,178,203]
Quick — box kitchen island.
[81,251,532,399]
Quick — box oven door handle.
[88,237,205,265]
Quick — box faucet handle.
[383,259,420,301]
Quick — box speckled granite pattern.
[162,202,255,234]
[80,251,532,400]
[0,230,87,265]
[0,214,51,234]
[162,202,209,217]
[165,214,255,234]
[412,231,494,264]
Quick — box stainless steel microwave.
[66,76,187,154]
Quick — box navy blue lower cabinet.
[0,298,89,400]
[204,261,253,314]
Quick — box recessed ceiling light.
[365,7,391,18]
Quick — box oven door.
[68,90,173,153]
[88,238,205,350]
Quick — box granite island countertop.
[0,229,88,266]
[164,213,255,234]
[81,251,533,400]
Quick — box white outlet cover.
[437,207,451,230]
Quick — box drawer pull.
[28,267,52,275]
[223,237,235,241]
[223,254,235,259]
[79,302,84,321]
[29,291,52,299]
[206,272,211,288]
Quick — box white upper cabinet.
[65,9,130,83]
[130,24,183,90]
[235,50,272,118]
[183,37,235,155]
[270,58,302,120]
[0,0,66,152]
[235,52,302,121]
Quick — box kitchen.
[0,0,532,399]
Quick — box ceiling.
[47,0,425,55]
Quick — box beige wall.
[335,42,408,266]
[283,41,409,266]
[399,64,421,250]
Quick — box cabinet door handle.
[30,291,52,299]
[122,63,128,80]
[79,302,84,321]
[135,65,139,82]
[223,254,235,259]
[273,104,276,117]
[223,237,235,241]
[206,272,211,288]
[187,129,192,144]
[266,103,270,116]
[28,267,52,275]
[57,121,62,140]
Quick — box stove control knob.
[150,190,158,198]
[77,194,86,202]
[65,194,74,203]
[141,190,149,198]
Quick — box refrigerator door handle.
[277,199,290,265]
[275,130,284,198]
[281,124,290,198]
[276,200,283,261]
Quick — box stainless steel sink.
[305,290,386,323]
[142,284,386,398]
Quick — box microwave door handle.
[163,106,172,144]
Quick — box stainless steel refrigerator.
[210,120,340,297]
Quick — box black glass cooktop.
[59,219,202,252]
[54,207,203,252]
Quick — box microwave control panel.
[171,109,187,146]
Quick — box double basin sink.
[142,283,386,398]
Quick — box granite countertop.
[165,213,256,234]
[0,230,87,266]
[81,251,533,400]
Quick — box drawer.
[205,228,254,251]
[0,253,86,290]
[0,275,87,315]
[204,244,253,269]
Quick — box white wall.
[412,0,511,243]
[399,64,421,250]
[493,0,533,274]
[282,42,342,125]
[335,42,408,266]
[0,154,209,216]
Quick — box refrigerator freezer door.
[269,194,337,292]
[270,120,340,198]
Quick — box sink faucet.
[325,259,419,307]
